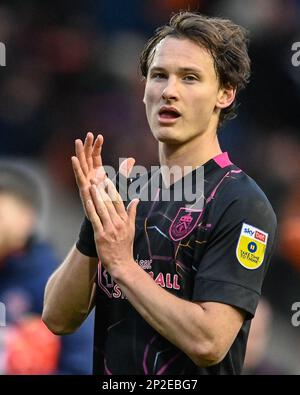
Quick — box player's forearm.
[112,261,222,367]
[42,245,98,335]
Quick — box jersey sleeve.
[192,179,277,319]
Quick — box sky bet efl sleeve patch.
[236,223,268,270]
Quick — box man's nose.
[162,77,179,101]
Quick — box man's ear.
[142,77,147,105]
[216,85,236,109]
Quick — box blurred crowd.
[0,0,299,374]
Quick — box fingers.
[88,181,139,238]
[71,155,92,217]
[127,198,140,224]
[90,184,114,229]
[74,132,105,182]
[119,157,135,177]
[75,139,89,177]
[105,178,127,219]
[85,198,103,234]
[92,134,104,169]
[91,134,106,185]
[71,155,86,188]
[90,182,129,230]
[96,183,125,225]
[84,132,94,171]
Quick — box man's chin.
[157,136,182,145]
[153,131,183,145]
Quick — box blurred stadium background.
[0,0,299,374]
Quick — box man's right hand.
[71,132,135,217]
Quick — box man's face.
[143,37,227,145]
[0,193,35,260]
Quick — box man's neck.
[158,130,221,187]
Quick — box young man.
[43,12,277,374]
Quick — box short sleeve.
[192,179,277,319]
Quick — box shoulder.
[215,166,276,217]
[207,165,277,238]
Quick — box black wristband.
[76,216,98,257]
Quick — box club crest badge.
[169,208,203,241]
[236,223,268,270]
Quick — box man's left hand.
[86,178,140,277]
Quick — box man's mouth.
[159,111,180,119]
[158,106,181,120]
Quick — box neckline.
[156,152,232,190]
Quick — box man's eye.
[183,75,197,81]
[152,73,166,79]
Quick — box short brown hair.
[139,11,251,126]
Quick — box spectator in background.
[0,161,94,374]
[243,298,286,375]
